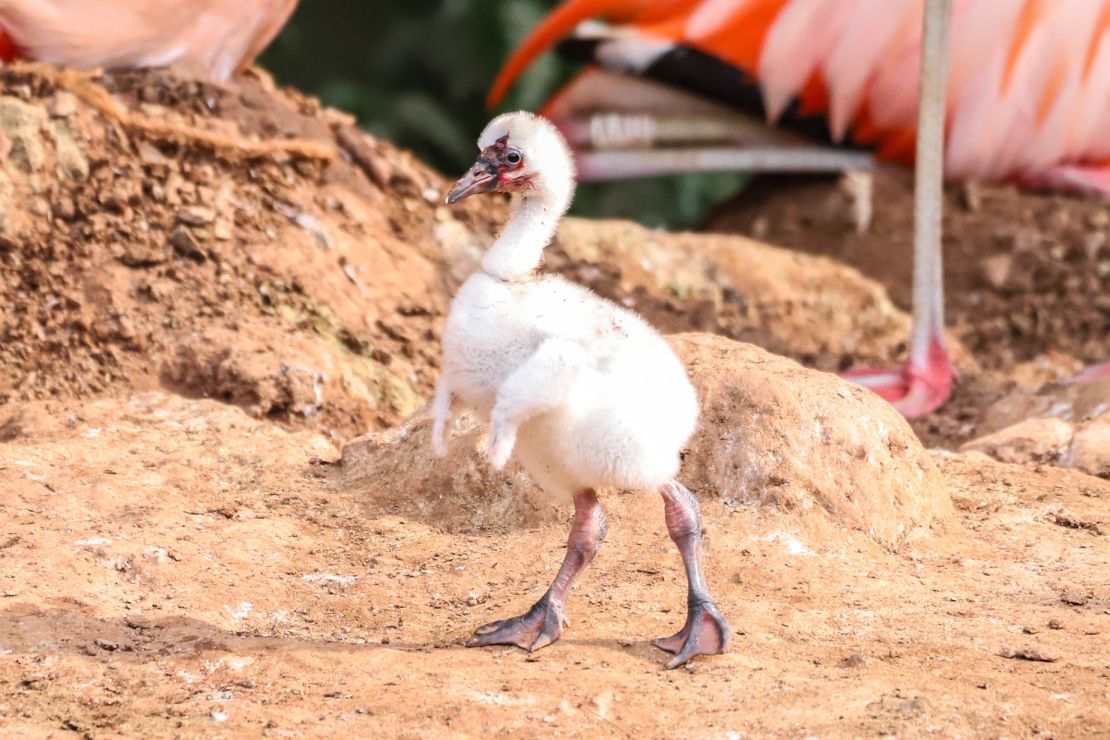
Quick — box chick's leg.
[468,489,606,652]
[654,480,731,669]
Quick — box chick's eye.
[506,151,522,165]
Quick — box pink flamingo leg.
[837,0,955,417]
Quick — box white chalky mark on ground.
[467,691,535,707]
[225,602,253,621]
[224,656,255,672]
[764,532,816,557]
[301,573,357,585]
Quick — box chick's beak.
[445,159,499,205]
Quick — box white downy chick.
[434,111,728,669]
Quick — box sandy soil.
[2,394,1108,738]
[0,63,1108,738]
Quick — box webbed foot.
[653,598,731,669]
[467,597,566,652]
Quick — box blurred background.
[261,0,746,228]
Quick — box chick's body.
[434,111,729,670]
[442,270,697,497]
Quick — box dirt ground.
[1,395,1108,737]
[708,171,1110,447]
[0,64,1108,737]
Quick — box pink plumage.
[491,0,1110,190]
[0,0,298,81]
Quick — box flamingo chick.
[433,111,730,669]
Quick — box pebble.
[177,206,216,226]
[999,646,1059,662]
[841,652,868,668]
[124,613,152,630]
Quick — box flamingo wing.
[490,0,1110,184]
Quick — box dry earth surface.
[0,64,1108,737]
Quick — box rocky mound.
[341,333,952,548]
[0,64,480,440]
[0,62,919,445]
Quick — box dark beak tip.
[444,186,464,206]
[445,164,498,206]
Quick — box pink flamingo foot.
[839,337,955,418]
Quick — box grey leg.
[653,480,730,669]
[467,489,607,652]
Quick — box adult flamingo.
[0,0,299,81]
[489,0,1110,417]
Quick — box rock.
[841,653,868,668]
[999,646,1059,662]
[168,225,206,261]
[342,333,952,546]
[47,91,78,118]
[960,418,1073,465]
[177,206,216,226]
[966,376,1110,478]
[1064,420,1110,479]
[124,613,154,630]
[1061,592,1089,607]
[672,334,951,548]
[0,96,48,173]
[119,241,169,268]
[47,119,89,180]
[980,376,1110,432]
[979,254,1013,290]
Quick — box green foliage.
[262,0,745,228]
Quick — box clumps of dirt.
[709,170,1110,372]
[960,376,1110,479]
[548,218,927,373]
[0,63,499,440]
[707,170,1110,447]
